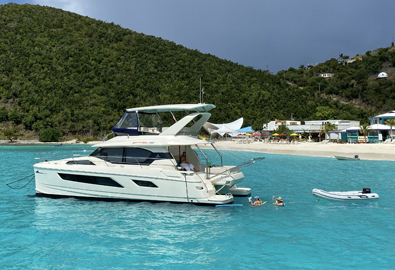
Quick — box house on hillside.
[338,56,362,65]
[316,73,334,78]
[377,72,388,79]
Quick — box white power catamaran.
[33,104,264,205]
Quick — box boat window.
[125,148,152,164]
[66,160,95,165]
[132,180,158,188]
[138,112,162,131]
[111,112,139,135]
[113,112,139,129]
[148,152,173,161]
[58,173,124,188]
[91,147,173,165]
[91,147,124,163]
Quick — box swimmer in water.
[273,196,284,206]
[250,196,263,206]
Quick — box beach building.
[329,111,395,143]
[264,119,360,141]
[367,110,395,142]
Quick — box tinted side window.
[91,148,124,163]
[66,160,95,165]
[148,152,173,160]
[125,148,152,164]
[133,180,158,188]
[58,173,123,188]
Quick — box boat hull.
[312,188,379,201]
[335,156,360,160]
[34,165,234,205]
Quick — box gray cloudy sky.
[2,0,395,73]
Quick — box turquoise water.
[1,145,395,269]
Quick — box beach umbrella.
[272,133,279,136]
[253,133,259,136]
[237,133,242,136]
[262,133,268,136]
[246,133,252,136]
[290,133,298,136]
[279,133,286,136]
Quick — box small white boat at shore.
[312,188,379,201]
[335,155,360,160]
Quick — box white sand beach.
[2,139,395,161]
[210,140,395,161]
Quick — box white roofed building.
[377,72,388,79]
[264,119,360,141]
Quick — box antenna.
[199,77,204,104]
[200,77,201,103]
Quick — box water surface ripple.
[1,145,394,269]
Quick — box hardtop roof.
[126,103,215,113]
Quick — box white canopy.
[203,117,243,137]
[211,125,237,137]
[126,103,215,113]
[93,135,211,148]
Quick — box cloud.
[24,0,395,73]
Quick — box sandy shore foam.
[210,140,395,161]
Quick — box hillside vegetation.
[0,3,394,140]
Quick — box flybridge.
[111,104,215,136]
[125,103,215,113]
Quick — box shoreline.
[209,140,395,161]
[2,139,395,161]
[0,139,101,145]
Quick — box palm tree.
[385,118,395,141]
[324,123,337,141]
[359,124,373,143]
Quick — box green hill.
[0,3,394,140]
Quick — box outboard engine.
[362,188,371,194]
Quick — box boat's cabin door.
[168,145,200,168]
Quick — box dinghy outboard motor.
[362,188,371,194]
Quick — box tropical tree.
[323,123,337,141]
[359,124,373,143]
[274,124,292,137]
[2,126,20,143]
[385,118,395,141]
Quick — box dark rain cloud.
[5,0,395,73]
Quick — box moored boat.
[335,155,360,160]
[312,188,379,201]
[33,103,264,205]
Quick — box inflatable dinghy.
[312,188,379,201]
